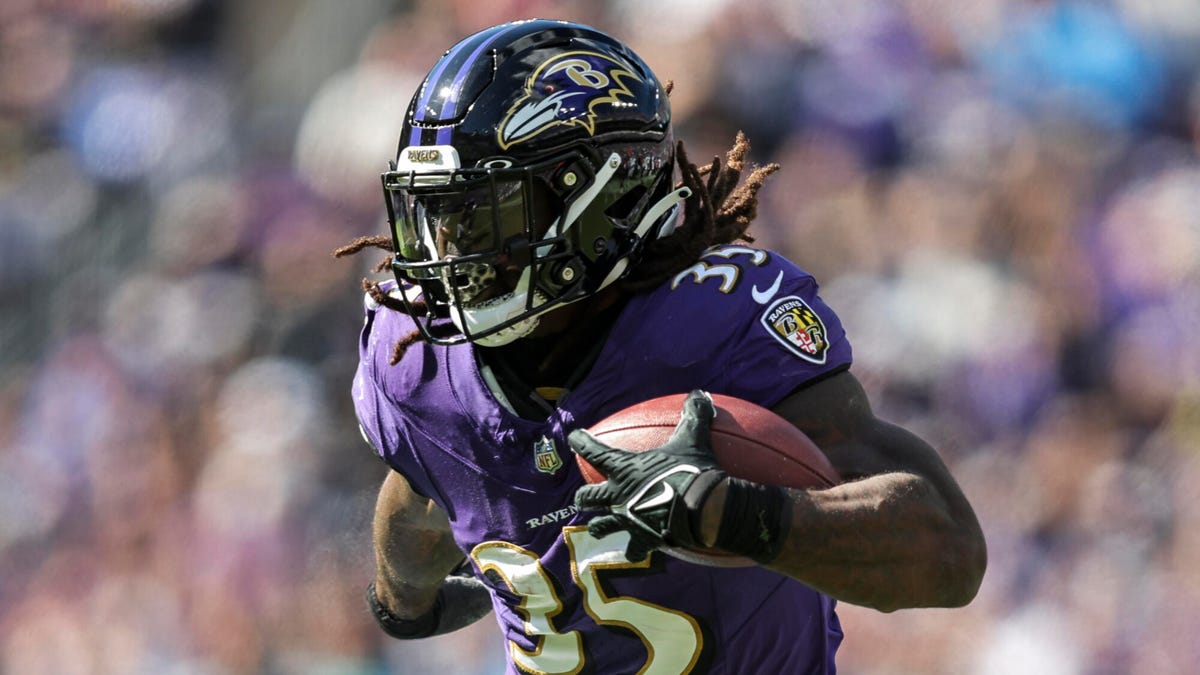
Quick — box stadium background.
[2,0,1199,672]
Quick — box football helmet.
[382,19,690,346]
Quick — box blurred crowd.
[2,0,1199,673]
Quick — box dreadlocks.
[333,133,780,364]
[623,132,779,293]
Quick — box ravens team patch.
[761,296,830,364]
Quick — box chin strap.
[448,273,548,347]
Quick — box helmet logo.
[497,50,642,150]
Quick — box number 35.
[472,527,704,675]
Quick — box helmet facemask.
[384,146,646,346]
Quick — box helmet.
[382,19,690,346]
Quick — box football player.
[340,19,986,674]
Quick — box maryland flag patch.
[761,296,830,364]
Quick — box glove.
[570,390,727,562]
[367,563,493,640]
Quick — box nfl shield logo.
[534,436,563,474]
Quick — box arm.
[571,380,986,613]
[703,371,986,611]
[369,469,493,636]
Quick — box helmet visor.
[387,178,526,260]
[383,169,566,309]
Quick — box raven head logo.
[497,50,643,150]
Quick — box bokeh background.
[2,0,1199,673]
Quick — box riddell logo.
[406,148,442,163]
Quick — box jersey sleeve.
[633,245,853,409]
[724,260,852,407]
[351,288,445,504]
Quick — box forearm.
[699,468,982,611]
[758,472,982,612]
[371,470,467,618]
[762,378,986,612]
[369,471,494,638]
[372,528,458,618]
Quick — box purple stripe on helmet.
[409,54,451,145]
[409,22,538,150]
[437,23,523,121]
[407,26,499,145]
[409,22,528,148]
[411,55,456,124]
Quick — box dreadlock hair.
[623,131,779,293]
[333,132,780,364]
[331,237,452,364]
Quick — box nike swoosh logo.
[751,270,784,304]
[634,484,675,512]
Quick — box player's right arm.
[369,469,493,637]
[372,469,461,616]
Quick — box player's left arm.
[711,370,986,612]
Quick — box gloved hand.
[367,560,493,640]
[570,390,727,562]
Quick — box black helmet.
[382,19,689,346]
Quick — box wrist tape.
[367,572,493,640]
[680,469,728,547]
[714,478,792,564]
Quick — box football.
[576,393,840,567]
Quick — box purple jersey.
[354,245,852,674]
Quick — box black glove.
[367,562,493,640]
[570,390,727,562]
